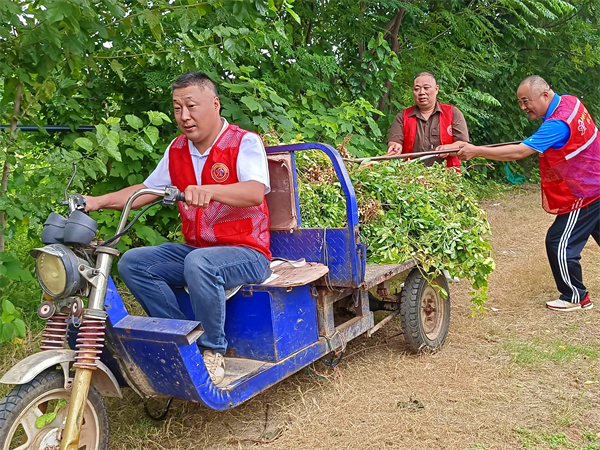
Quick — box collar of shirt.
[409,101,443,120]
[188,118,229,158]
[544,93,561,121]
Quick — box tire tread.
[400,268,450,353]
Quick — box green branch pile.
[296,151,495,309]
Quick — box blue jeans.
[118,243,271,354]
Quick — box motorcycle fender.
[0,349,122,398]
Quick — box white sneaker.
[546,298,593,311]
[203,350,225,384]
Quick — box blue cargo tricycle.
[0,143,451,450]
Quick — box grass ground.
[1,185,599,449]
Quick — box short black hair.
[414,72,437,83]
[172,72,219,96]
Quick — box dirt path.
[108,186,600,450]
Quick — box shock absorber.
[39,303,69,351]
[73,313,107,369]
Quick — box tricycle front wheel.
[0,369,109,450]
[400,268,450,353]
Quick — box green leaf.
[13,319,26,337]
[157,112,171,123]
[110,59,125,82]
[125,147,143,160]
[208,46,222,63]
[144,126,159,145]
[106,131,122,162]
[95,158,108,176]
[284,1,301,24]
[126,114,144,130]
[35,412,57,429]
[135,225,158,245]
[253,116,269,132]
[223,38,238,55]
[196,4,211,17]
[96,124,109,139]
[269,92,288,106]
[147,111,163,126]
[241,96,263,112]
[143,9,162,41]
[1,322,15,342]
[1,299,16,314]
[74,137,93,151]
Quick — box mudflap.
[0,349,122,398]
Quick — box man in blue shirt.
[439,75,600,312]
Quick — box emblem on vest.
[578,118,587,136]
[211,163,229,182]
[447,125,453,136]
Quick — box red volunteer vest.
[539,95,600,215]
[403,103,460,169]
[168,124,271,259]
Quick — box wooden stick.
[342,141,522,164]
[342,149,459,163]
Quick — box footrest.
[112,315,203,345]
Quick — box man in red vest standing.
[83,72,272,384]
[441,75,600,312]
[387,72,469,169]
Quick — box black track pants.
[545,197,600,303]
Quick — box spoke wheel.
[0,370,108,450]
[400,268,450,353]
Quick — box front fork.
[60,368,94,450]
[60,249,115,450]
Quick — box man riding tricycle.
[0,72,450,450]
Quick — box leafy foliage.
[0,299,27,343]
[297,151,495,308]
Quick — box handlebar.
[106,185,184,248]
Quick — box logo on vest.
[578,118,587,136]
[211,163,229,182]
[447,125,453,136]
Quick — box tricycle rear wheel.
[400,268,450,353]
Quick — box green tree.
[0,0,598,335]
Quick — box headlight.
[30,244,85,298]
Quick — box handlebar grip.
[176,191,186,202]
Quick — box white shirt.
[144,119,271,194]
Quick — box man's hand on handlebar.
[82,195,101,213]
[182,185,215,210]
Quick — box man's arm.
[387,112,404,155]
[179,132,268,210]
[452,106,469,143]
[182,181,265,209]
[84,184,160,212]
[446,142,536,161]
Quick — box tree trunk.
[0,81,23,253]
[374,8,406,119]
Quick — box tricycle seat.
[260,259,328,288]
